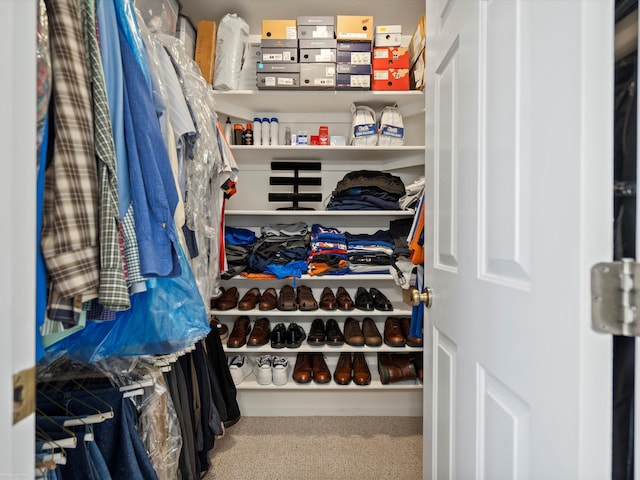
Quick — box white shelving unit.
[185,0,427,416]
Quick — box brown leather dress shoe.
[259,287,278,310]
[209,316,229,341]
[227,316,251,348]
[307,318,326,346]
[247,317,270,346]
[336,286,355,310]
[293,353,312,383]
[384,317,405,347]
[296,285,318,311]
[352,353,371,386]
[319,287,337,310]
[343,317,365,346]
[209,287,225,309]
[325,319,345,346]
[216,287,239,310]
[238,287,261,310]
[377,353,417,384]
[334,352,352,385]
[362,317,382,347]
[311,354,331,384]
[277,285,296,311]
[400,317,423,347]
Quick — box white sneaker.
[228,355,252,385]
[254,354,273,385]
[271,356,289,386]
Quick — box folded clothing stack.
[307,224,349,276]
[345,229,395,274]
[326,170,406,211]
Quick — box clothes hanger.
[37,384,114,427]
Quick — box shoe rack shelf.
[224,344,422,354]
[214,307,413,317]
[235,374,422,391]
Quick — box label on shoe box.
[336,15,374,40]
[262,19,297,39]
[299,48,336,63]
[337,51,371,65]
[336,63,372,74]
[257,73,299,89]
[372,47,410,69]
[371,68,410,91]
[337,41,372,52]
[260,48,298,63]
[298,25,335,39]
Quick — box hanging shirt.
[42,0,100,298]
[120,29,181,278]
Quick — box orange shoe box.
[372,68,410,91]
[262,19,297,39]
[372,47,410,69]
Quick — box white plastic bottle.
[270,117,279,146]
[261,117,270,145]
[253,117,262,146]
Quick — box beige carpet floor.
[204,416,423,480]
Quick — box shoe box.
[336,63,372,90]
[336,41,372,64]
[372,46,410,70]
[297,15,335,40]
[260,38,299,63]
[299,39,337,63]
[262,19,298,39]
[372,68,410,91]
[300,63,336,89]
[374,24,402,47]
[257,63,300,89]
[336,15,374,41]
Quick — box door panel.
[424,0,613,478]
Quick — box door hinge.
[591,258,640,335]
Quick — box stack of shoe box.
[298,16,337,90]
[371,25,410,91]
[336,15,374,91]
[257,19,300,89]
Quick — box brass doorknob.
[403,286,433,308]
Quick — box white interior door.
[423,1,614,478]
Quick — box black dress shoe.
[325,318,345,346]
[286,323,306,348]
[370,287,393,311]
[307,318,326,346]
[355,286,374,311]
[271,323,287,349]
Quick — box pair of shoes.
[209,315,229,341]
[276,285,319,311]
[253,354,289,386]
[215,287,240,310]
[307,318,345,346]
[271,322,306,348]
[334,352,371,385]
[355,287,393,311]
[227,316,251,348]
[377,353,418,384]
[238,287,261,310]
[343,318,382,346]
[247,318,270,346]
[227,355,252,385]
[384,317,423,347]
[293,353,331,384]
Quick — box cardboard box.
[256,63,300,89]
[300,48,336,63]
[336,63,372,74]
[374,24,402,46]
[336,15,374,41]
[300,63,336,89]
[372,47,410,69]
[261,39,298,48]
[337,41,372,52]
[194,20,217,84]
[262,19,297,39]
[337,51,372,65]
[372,68,410,91]
[337,73,371,90]
[410,49,425,91]
[409,14,426,68]
[299,39,337,49]
[177,15,196,59]
[261,48,299,63]
[298,25,335,39]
